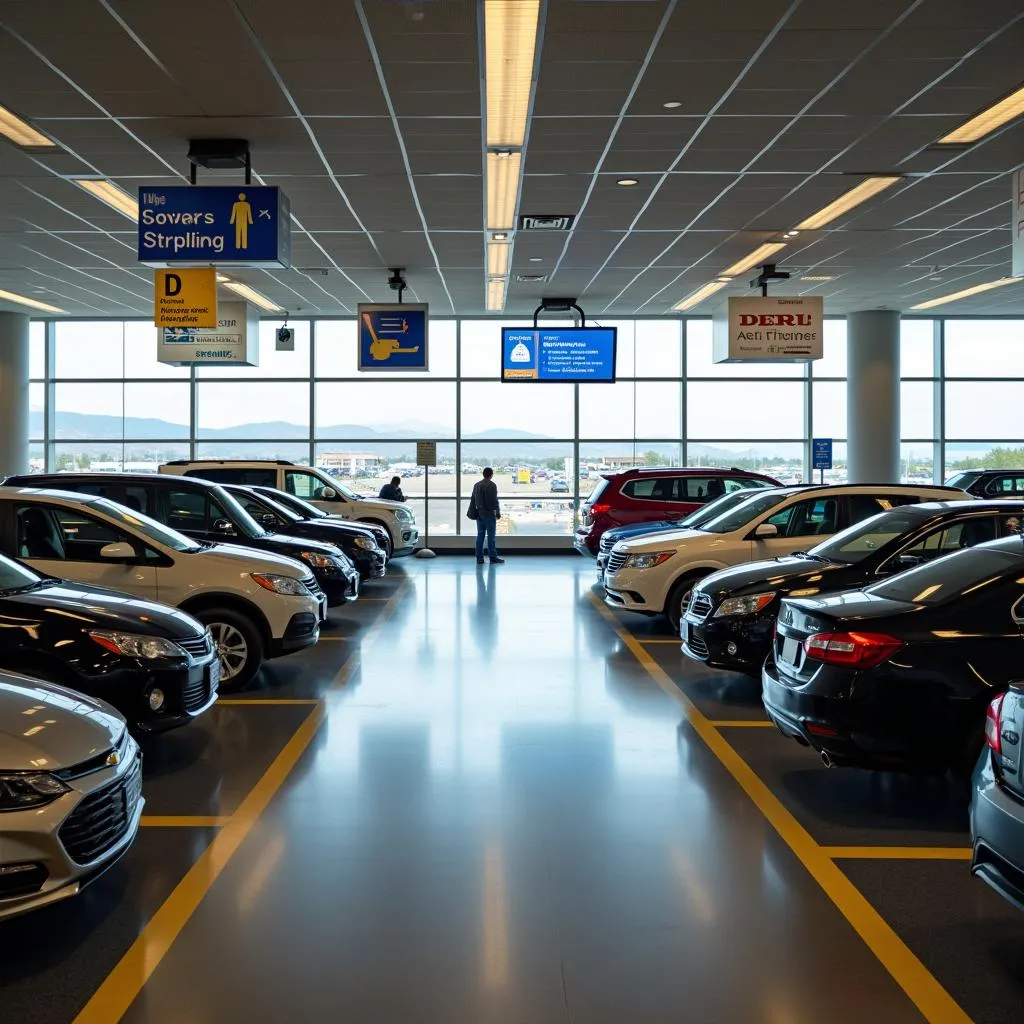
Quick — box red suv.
[574,467,782,555]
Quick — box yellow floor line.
[216,698,320,705]
[140,816,230,828]
[707,720,774,728]
[592,596,973,1024]
[826,847,973,861]
[331,580,411,689]
[72,701,326,1024]
[315,635,352,641]
[635,638,684,644]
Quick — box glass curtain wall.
[28,316,1020,536]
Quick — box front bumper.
[392,524,419,557]
[314,565,361,606]
[681,611,774,675]
[603,567,662,616]
[971,752,1024,913]
[354,550,388,581]
[269,612,320,657]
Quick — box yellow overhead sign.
[154,268,217,328]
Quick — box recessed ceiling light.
[218,278,283,312]
[795,176,901,230]
[909,277,1022,310]
[938,83,1024,144]
[529,257,543,262]
[486,277,506,311]
[784,230,799,238]
[0,288,64,313]
[71,178,138,221]
[800,275,836,282]
[617,178,639,187]
[493,149,513,158]
[720,243,787,279]
[486,151,522,231]
[487,240,510,277]
[0,104,55,149]
[663,101,682,109]
[485,0,540,148]
[491,232,508,241]
[673,278,731,312]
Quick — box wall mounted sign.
[713,295,823,362]
[357,304,429,371]
[157,301,259,365]
[153,268,217,328]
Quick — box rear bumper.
[971,753,1024,913]
[574,527,599,556]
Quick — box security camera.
[276,327,293,345]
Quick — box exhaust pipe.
[820,750,833,768]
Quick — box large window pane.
[316,382,456,437]
[29,320,44,379]
[460,320,527,379]
[578,443,682,497]
[901,381,934,439]
[461,381,572,438]
[29,384,43,440]
[198,321,311,379]
[945,382,1024,440]
[811,320,847,378]
[686,320,804,378]
[945,320,1024,378]
[55,322,123,378]
[812,381,845,438]
[314,319,456,379]
[686,441,805,483]
[902,442,935,484]
[197,381,309,436]
[579,381,680,439]
[688,382,804,439]
[635,320,681,377]
[124,383,190,435]
[313,442,457,496]
[55,383,123,437]
[124,322,189,378]
[196,440,310,462]
[901,319,934,377]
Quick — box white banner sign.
[1013,166,1024,279]
[158,300,259,365]
[713,295,823,363]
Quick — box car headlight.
[0,772,69,812]
[394,507,414,522]
[251,572,308,596]
[623,551,675,569]
[300,551,344,569]
[353,536,371,550]
[89,630,185,660]
[713,592,777,618]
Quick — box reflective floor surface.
[3,557,1024,1023]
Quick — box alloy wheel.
[209,622,249,682]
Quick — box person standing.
[470,467,505,564]
[378,476,405,502]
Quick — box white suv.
[0,487,324,689]
[159,460,418,557]
[603,484,969,631]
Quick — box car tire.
[666,572,706,634]
[195,607,264,691]
[359,519,393,558]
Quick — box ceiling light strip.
[486,277,507,312]
[0,288,64,313]
[220,278,283,312]
[909,277,1021,310]
[0,103,54,148]
[486,152,522,231]
[72,179,139,221]
[673,279,730,312]
[939,83,1024,144]
[487,241,510,278]
[484,0,541,148]
[795,176,901,231]
[720,243,787,279]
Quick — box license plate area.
[207,658,221,694]
[779,636,801,666]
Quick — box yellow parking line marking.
[590,594,973,1024]
[140,816,229,828]
[72,700,327,1024]
[331,581,411,689]
[825,847,973,861]
[216,698,320,705]
[707,720,774,728]
[635,638,684,644]
[315,635,352,641]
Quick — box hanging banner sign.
[153,268,217,328]
[357,304,429,371]
[137,185,291,268]
[157,301,259,365]
[1013,166,1024,278]
[713,295,823,362]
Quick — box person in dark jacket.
[379,476,405,502]
[470,467,504,564]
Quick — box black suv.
[946,470,1024,499]
[3,473,359,608]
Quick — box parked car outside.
[946,469,1024,499]
[574,467,781,556]
[604,484,965,631]
[158,460,419,557]
[550,479,569,494]
[0,550,218,732]
[683,500,1012,676]
[0,673,142,921]
[763,537,1024,778]
[0,487,323,689]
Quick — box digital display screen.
[501,327,617,382]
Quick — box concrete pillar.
[0,312,30,478]
[846,310,899,482]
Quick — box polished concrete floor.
[3,557,1024,1023]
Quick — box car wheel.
[666,573,705,634]
[197,608,264,690]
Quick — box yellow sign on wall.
[154,268,218,328]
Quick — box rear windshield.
[944,472,979,489]
[700,491,790,534]
[868,547,1021,605]
[811,510,923,564]
[585,478,610,503]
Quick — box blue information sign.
[137,185,291,267]
[357,304,429,371]
[501,327,617,382]
[812,438,833,471]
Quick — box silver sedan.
[0,671,143,921]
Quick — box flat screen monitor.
[501,326,617,382]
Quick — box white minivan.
[159,460,418,557]
[0,487,323,688]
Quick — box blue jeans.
[475,515,497,560]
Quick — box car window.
[766,497,838,538]
[846,495,889,523]
[724,477,768,493]
[811,511,923,564]
[945,472,979,490]
[869,547,1023,605]
[286,470,332,500]
[622,478,672,500]
[167,489,209,533]
[984,475,1024,497]
[701,492,791,534]
[90,499,199,553]
[679,490,754,528]
[898,514,1021,560]
[681,477,728,501]
[17,504,131,563]
[258,488,326,519]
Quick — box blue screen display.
[501,327,617,382]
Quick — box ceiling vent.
[516,273,547,283]
[518,214,575,231]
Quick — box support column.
[0,312,30,478]
[846,310,899,482]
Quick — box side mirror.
[895,554,924,570]
[99,541,135,560]
[213,518,237,535]
[320,486,337,500]
[753,523,779,539]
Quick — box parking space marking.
[707,720,774,728]
[825,847,973,861]
[217,698,320,705]
[331,581,410,689]
[140,816,229,828]
[590,595,973,1024]
[635,638,684,644]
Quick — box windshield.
[267,490,326,519]
[868,546,1021,606]
[810,510,923,565]
[91,499,201,552]
[213,487,267,538]
[679,490,761,529]
[700,491,791,534]
[233,489,302,525]
[0,553,42,591]
[944,472,979,489]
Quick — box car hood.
[260,532,343,559]
[198,543,312,577]
[697,556,848,603]
[1,581,206,640]
[292,520,379,546]
[604,520,686,543]
[352,497,405,515]
[616,527,710,553]
[0,673,124,771]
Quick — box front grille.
[606,551,628,576]
[182,671,212,713]
[58,755,142,866]
[176,632,213,660]
[688,592,714,622]
[302,575,324,599]
[54,729,130,782]
[685,628,709,659]
[599,534,616,553]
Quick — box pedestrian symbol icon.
[230,192,253,249]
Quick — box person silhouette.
[230,192,253,249]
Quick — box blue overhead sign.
[357,304,429,371]
[501,327,617,382]
[812,438,833,470]
[137,185,291,267]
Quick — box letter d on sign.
[738,315,758,326]
[165,273,182,297]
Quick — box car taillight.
[985,694,1005,755]
[803,631,904,669]
[589,503,611,516]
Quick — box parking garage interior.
[2,2,1024,1023]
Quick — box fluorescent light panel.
[800,275,836,282]
[909,277,1021,310]
[673,279,730,312]
[939,83,1024,144]
[72,178,138,221]
[487,151,522,231]
[795,176,900,230]
[0,288,64,313]
[487,241,510,277]
[484,0,540,147]
[486,277,506,311]
[0,104,54,148]
[720,243,787,279]
[220,279,283,312]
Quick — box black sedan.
[683,501,1021,676]
[763,536,1024,777]
[0,551,218,734]
[224,485,387,582]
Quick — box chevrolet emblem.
[105,750,121,766]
